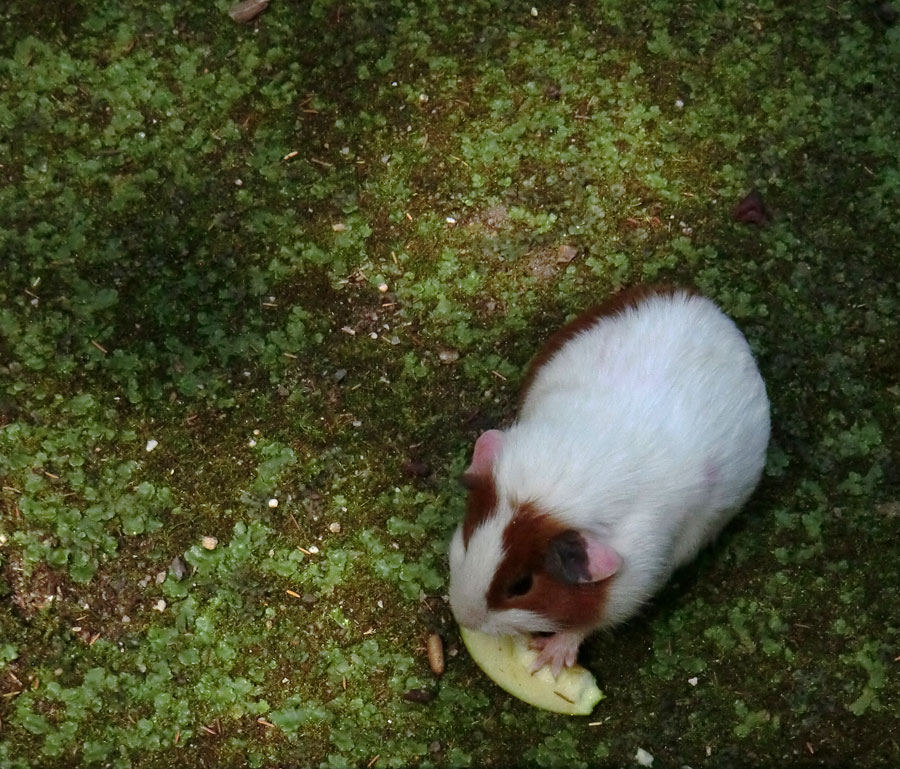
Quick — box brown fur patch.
[486,504,612,632]
[461,472,499,546]
[518,283,696,403]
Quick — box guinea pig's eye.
[506,573,533,598]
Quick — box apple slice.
[459,627,603,715]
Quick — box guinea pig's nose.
[449,598,486,630]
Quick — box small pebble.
[329,522,342,534]
[438,348,459,363]
[170,555,187,580]
[635,748,654,767]
[557,244,577,263]
[228,0,268,23]
[145,439,158,452]
[153,599,166,612]
[688,677,698,687]
[307,545,319,554]
[333,368,348,383]
[155,571,166,584]
[201,536,218,550]
[378,283,389,293]
[268,498,279,508]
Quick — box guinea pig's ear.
[545,530,622,584]
[464,429,505,479]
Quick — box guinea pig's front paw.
[529,631,583,678]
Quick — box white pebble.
[531,6,538,16]
[675,98,684,108]
[688,677,698,687]
[445,216,457,224]
[635,748,654,767]
[378,283,389,292]
[308,545,319,554]
[201,536,218,550]
[268,498,279,508]
[153,599,167,612]
[145,439,158,452]
[329,522,342,534]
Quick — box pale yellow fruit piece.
[459,627,604,715]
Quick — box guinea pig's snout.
[451,601,487,631]
[448,581,487,630]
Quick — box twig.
[288,512,303,534]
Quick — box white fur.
[449,290,770,637]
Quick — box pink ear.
[583,535,622,582]
[466,429,504,477]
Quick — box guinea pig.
[448,285,770,676]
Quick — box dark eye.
[506,573,533,598]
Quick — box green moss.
[1,0,899,765]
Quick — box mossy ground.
[1,1,898,767]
